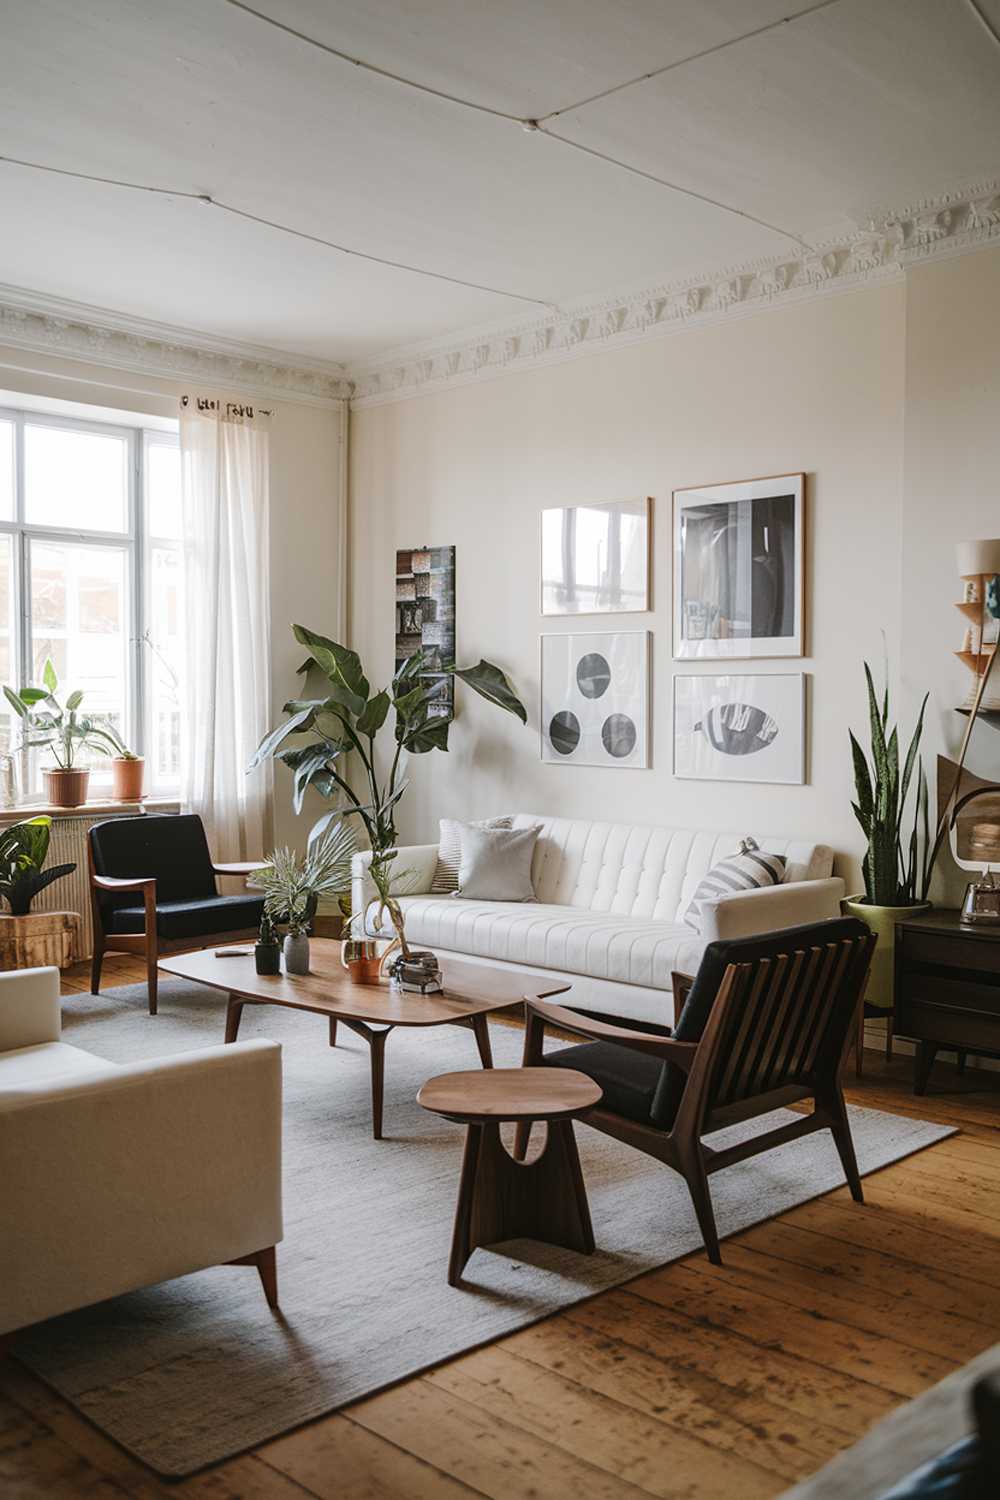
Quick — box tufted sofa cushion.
[510,814,833,925]
[375,895,708,990]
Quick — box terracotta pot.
[842,896,932,1009]
[110,756,145,802]
[43,767,90,808]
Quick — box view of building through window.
[0,407,183,799]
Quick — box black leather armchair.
[88,814,265,1014]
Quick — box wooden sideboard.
[894,908,1000,1094]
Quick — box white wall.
[901,249,1000,903]
[350,281,911,889]
[0,342,345,850]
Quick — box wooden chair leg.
[90,939,105,995]
[821,1086,864,1203]
[855,1003,865,1079]
[885,1009,894,1064]
[146,933,159,1016]
[676,1137,722,1265]
[329,1017,338,1047]
[957,1050,968,1076]
[514,1008,546,1161]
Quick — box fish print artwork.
[694,702,779,757]
[675,674,805,784]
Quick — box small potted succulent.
[254,912,282,976]
[3,659,130,808]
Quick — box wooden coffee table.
[158,941,570,1139]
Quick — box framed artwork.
[541,498,650,616]
[673,474,804,658]
[673,673,806,784]
[541,631,649,768]
[395,545,455,719]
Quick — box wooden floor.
[2,959,998,1500]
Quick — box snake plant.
[850,662,934,906]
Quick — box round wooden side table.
[417,1066,602,1286]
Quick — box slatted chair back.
[696,931,875,1126]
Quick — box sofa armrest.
[350,844,440,935]
[699,877,846,943]
[0,1039,283,1335]
[0,966,61,1052]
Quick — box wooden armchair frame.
[88,846,265,1015]
[518,933,876,1264]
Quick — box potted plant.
[255,821,356,975]
[844,662,937,1008]
[0,815,78,968]
[108,740,145,802]
[251,626,527,963]
[254,912,282,976]
[3,659,128,808]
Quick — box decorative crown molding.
[0,285,353,406]
[348,178,1000,408]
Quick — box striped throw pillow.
[683,838,787,932]
[430,816,513,894]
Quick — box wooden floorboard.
[0,959,996,1499]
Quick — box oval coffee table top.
[417,1066,603,1123]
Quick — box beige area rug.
[13,979,955,1477]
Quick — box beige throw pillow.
[455,823,541,902]
[431,815,513,893]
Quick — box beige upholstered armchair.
[0,966,283,1339]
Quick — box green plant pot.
[842,896,931,1010]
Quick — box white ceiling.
[2,0,999,370]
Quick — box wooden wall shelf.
[956,708,1000,729]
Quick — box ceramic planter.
[254,942,281,976]
[283,931,310,976]
[43,767,90,808]
[842,896,931,1009]
[111,756,145,801]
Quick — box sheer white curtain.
[179,402,272,861]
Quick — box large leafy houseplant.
[251,625,527,958]
[0,816,76,916]
[849,663,935,907]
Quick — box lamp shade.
[956,538,1000,577]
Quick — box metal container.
[341,937,382,984]
[960,871,1000,925]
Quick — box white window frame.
[0,403,181,800]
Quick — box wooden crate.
[0,911,81,971]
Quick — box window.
[0,406,184,799]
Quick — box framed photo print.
[541,631,649,768]
[673,673,806,784]
[673,474,804,658]
[541,498,650,616]
[395,545,455,719]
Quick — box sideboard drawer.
[899,972,1000,1019]
[900,929,1000,975]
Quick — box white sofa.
[353,813,844,1025]
[0,966,283,1337]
